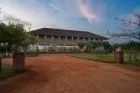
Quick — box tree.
[119,42,132,62]
[107,10,140,62]
[77,41,104,53]
[102,41,111,54]
[21,32,37,52]
[0,23,7,71]
[108,11,140,41]
[131,41,140,60]
[77,42,87,52]
[88,41,99,53]
[119,41,140,62]
[0,43,8,71]
[77,42,84,50]
[0,22,37,72]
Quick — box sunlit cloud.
[1,11,31,26]
[76,0,101,23]
[0,0,55,30]
[77,0,103,23]
[0,0,105,30]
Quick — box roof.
[31,28,108,40]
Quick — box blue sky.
[0,0,140,36]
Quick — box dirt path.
[0,54,140,93]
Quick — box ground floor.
[1,54,140,93]
[28,45,104,53]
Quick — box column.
[45,35,47,39]
[78,37,80,41]
[59,36,61,39]
[88,38,91,41]
[72,37,73,40]
[44,35,47,45]
[83,37,85,41]
[115,48,124,64]
[37,35,39,42]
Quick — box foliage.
[0,22,37,71]
[107,41,140,62]
[77,42,85,49]
[0,44,8,72]
[21,32,37,52]
[119,41,140,62]
[0,22,37,52]
[102,41,111,54]
[78,41,102,48]
[77,41,110,53]
[70,53,140,66]
[0,43,8,58]
[0,64,17,78]
[108,11,140,41]
[110,43,119,51]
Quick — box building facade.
[31,28,108,52]
[31,28,107,46]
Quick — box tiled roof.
[31,28,108,40]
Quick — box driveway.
[0,54,140,93]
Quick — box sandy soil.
[0,54,140,93]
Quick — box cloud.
[48,3,62,11]
[0,0,105,30]
[76,0,103,23]
[49,24,59,28]
[1,12,31,26]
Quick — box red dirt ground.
[0,54,140,93]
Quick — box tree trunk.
[93,48,96,54]
[106,49,108,55]
[128,51,132,62]
[90,47,92,53]
[134,52,138,61]
[114,51,116,62]
[128,54,132,62]
[126,50,132,62]
[0,58,2,72]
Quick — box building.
[31,28,108,52]
[31,28,107,45]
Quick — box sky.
[0,0,140,37]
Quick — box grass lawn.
[70,53,115,63]
[70,53,140,66]
[0,64,17,79]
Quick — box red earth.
[0,54,140,93]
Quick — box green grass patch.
[70,53,115,63]
[70,53,140,65]
[0,64,17,79]
[38,52,80,54]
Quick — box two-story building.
[31,28,108,52]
